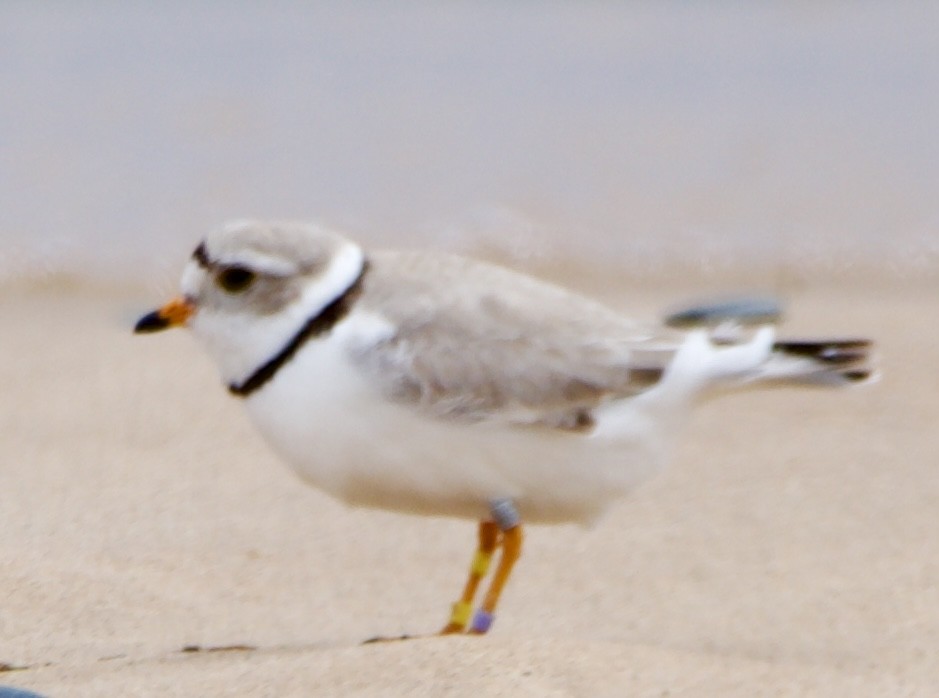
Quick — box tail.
[662,296,877,391]
[765,338,875,387]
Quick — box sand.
[0,280,936,696]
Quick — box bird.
[135,219,875,636]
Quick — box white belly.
[242,330,672,526]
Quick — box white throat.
[188,240,365,388]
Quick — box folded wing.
[349,251,680,430]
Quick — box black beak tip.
[134,310,169,334]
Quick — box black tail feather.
[772,339,875,384]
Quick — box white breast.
[241,312,672,525]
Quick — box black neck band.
[228,260,369,398]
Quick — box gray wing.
[348,250,681,431]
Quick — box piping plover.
[135,220,874,635]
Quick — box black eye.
[217,266,256,293]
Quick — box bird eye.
[217,266,256,293]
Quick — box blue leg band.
[470,609,494,633]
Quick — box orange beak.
[134,297,195,333]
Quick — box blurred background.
[1,2,937,286]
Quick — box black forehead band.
[192,242,212,269]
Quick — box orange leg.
[467,523,523,634]
[440,521,501,634]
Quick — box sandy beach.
[2,2,937,695]
[0,278,934,696]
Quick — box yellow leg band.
[471,550,492,577]
[450,601,473,627]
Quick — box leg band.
[490,498,520,531]
[450,601,472,627]
[471,550,492,576]
[470,609,494,634]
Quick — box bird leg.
[467,525,522,634]
[440,499,524,635]
[440,520,500,634]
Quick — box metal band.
[489,498,520,531]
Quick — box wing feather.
[347,251,680,430]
